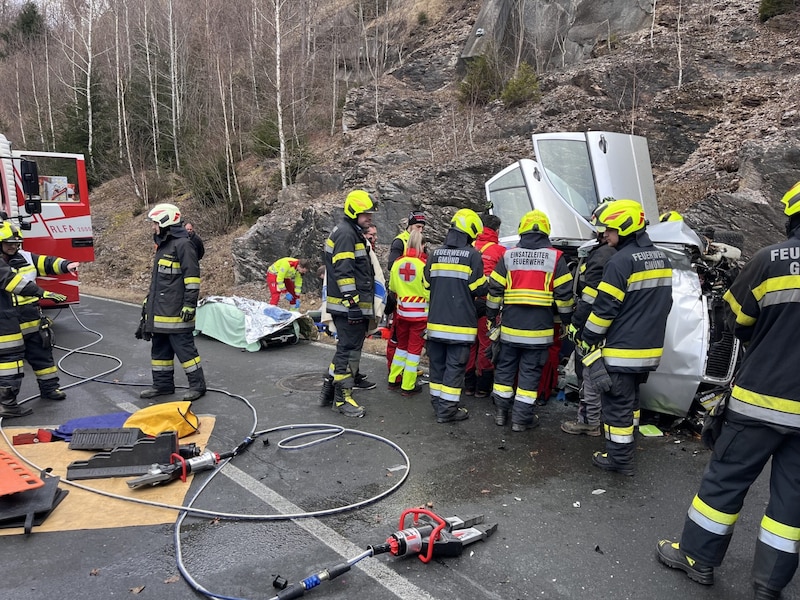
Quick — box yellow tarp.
[0,415,215,535]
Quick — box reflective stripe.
[332,251,355,262]
[34,366,58,379]
[468,275,487,292]
[688,495,737,536]
[597,281,625,302]
[429,382,442,397]
[627,275,672,291]
[514,388,537,405]
[181,357,202,372]
[439,385,461,402]
[493,383,514,399]
[728,387,800,428]
[759,515,800,554]
[603,347,663,369]
[430,264,470,280]
[0,359,24,376]
[0,332,24,350]
[604,424,634,444]
[500,326,553,346]
[427,323,476,343]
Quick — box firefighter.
[266,256,310,309]
[464,214,506,398]
[0,221,66,418]
[656,182,800,600]
[386,210,426,385]
[562,200,617,437]
[388,229,428,396]
[486,210,574,432]
[318,190,376,418]
[138,203,206,401]
[423,208,487,423]
[659,210,684,222]
[1,222,78,401]
[578,199,672,475]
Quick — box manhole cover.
[277,372,325,392]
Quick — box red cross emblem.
[399,262,416,281]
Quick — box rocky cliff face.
[233,0,800,290]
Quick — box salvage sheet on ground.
[0,415,215,535]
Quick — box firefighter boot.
[319,375,335,406]
[333,386,365,418]
[511,399,539,432]
[492,393,510,426]
[561,420,602,436]
[463,369,476,396]
[753,583,782,600]
[656,540,714,585]
[353,372,377,390]
[475,371,493,398]
[592,451,635,476]
[41,387,67,401]
[183,368,207,401]
[436,400,469,424]
[0,386,33,419]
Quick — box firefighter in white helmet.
[137,203,206,401]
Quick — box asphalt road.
[1,295,794,600]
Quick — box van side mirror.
[20,159,41,215]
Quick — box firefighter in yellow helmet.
[423,208,488,423]
[138,203,206,401]
[319,190,376,418]
[578,199,673,475]
[486,210,574,432]
[0,221,67,418]
[659,210,684,223]
[657,182,800,600]
[2,220,78,402]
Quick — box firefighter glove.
[566,323,579,343]
[701,393,728,450]
[42,291,67,303]
[180,306,196,322]
[135,319,151,341]
[582,348,611,393]
[141,297,148,317]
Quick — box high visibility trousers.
[329,314,368,390]
[426,340,470,403]
[150,331,204,391]
[680,414,800,591]
[599,372,644,468]
[465,315,495,376]
[492,343,548,426]
[23,331,60,394]
[388,317,426,392]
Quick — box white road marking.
[222,464,438,600]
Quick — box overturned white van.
[484,131,740,418]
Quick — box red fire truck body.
[0,133,94,305]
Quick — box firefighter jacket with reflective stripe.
[388,230,411,268]
[572,243,617,335]
[145,226,200,334]
[582,231,673,372]
[0,258,44,355]
[8,250,72,335]
[486,232,574,347]
[389,248,429,320]
[267,257,304,294]
[324,217,375,316]
[424,228,488,343]
[723,232,800,429]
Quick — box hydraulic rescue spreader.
[268,508,497,600]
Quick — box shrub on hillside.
[501,62,541,108]
[759,0,796,21]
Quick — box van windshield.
[536,139,598,219]
[486,164,533,240]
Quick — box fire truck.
[0,133,94,305]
